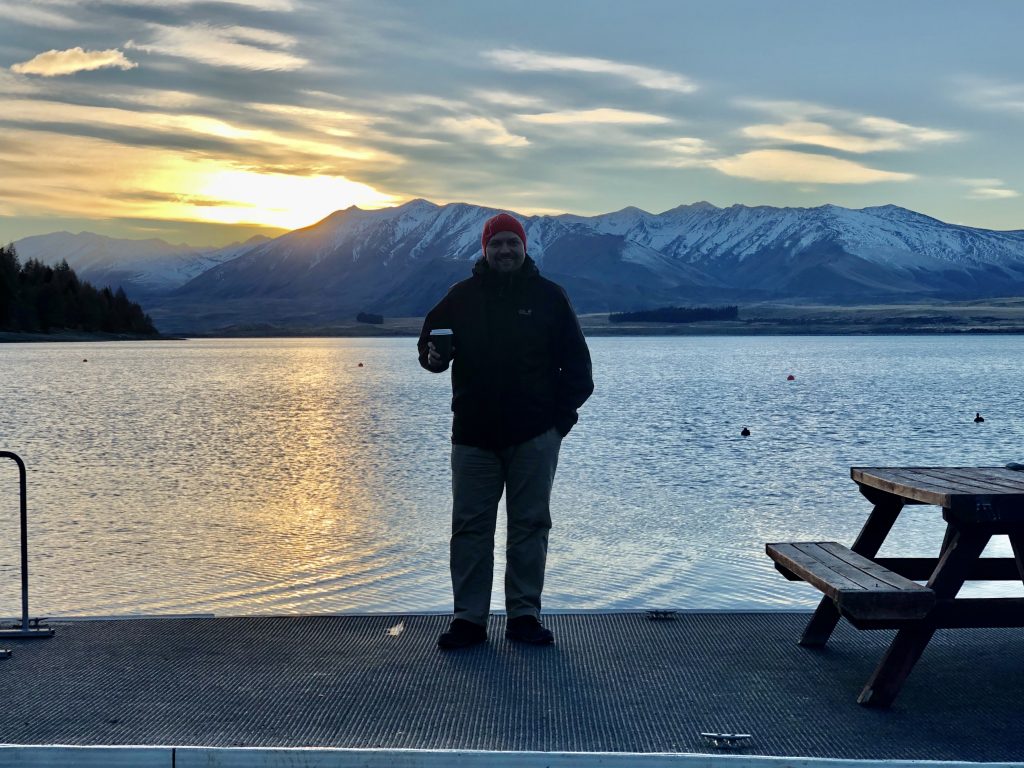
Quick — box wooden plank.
[860,468,1024,518]
[939,467,1024,494]
[818,543,928,591]
[766,543,866,597]
[767,542,934,621]
[792,543,895,591]
[883,466,1024,499]
[851,467,953,506]
[880,467,985,496]
[912,468,1016,495]
[944,466,1024,488]
[800,500,904,648]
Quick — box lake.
[1,335,1023,618]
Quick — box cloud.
[959,178,1020,200]
[0,98,398,166]
[0,71,40,95]
[518,108,670,126]
[434,116,528,147]
[957,78,1024,114]
[486,49,697,94]
[710,149,914,184]
[742,121,896,153]
[126,23,307,70]
[469,89,548,109]
[0,2,79,28]
[967,188,1020,200]
[11,48,138,77]
[0,126,397,231]
[111,89,208,109]
[103,0,295,8]
[738,100,960,152]
[642,137,714,167]
[854,116,958,144]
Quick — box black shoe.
[505,615,554,645]
[437,619,487,650]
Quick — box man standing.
[418,212,594,650]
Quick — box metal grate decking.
[1,612,1022,761]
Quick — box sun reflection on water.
[2,335,1023,617]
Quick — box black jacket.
[418,256,594,449]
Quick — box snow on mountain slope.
[16,200,1024,320]
[13,232,268,293]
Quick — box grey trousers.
[450,427,562,626]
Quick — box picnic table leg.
[1008,534,1024,581]
[799,495,903,647]
[857,523,990,708]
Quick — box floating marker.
[787,374,795,381]
[358,363,364,367]
[741,427,750,437]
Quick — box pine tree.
[0,251,159,336]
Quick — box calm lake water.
[1,335,1023,618]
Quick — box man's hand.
[426,340,452,371]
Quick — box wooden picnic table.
[767,466,1024,708]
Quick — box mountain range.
[14,199,1024,333]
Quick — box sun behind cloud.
[189,169,398,229]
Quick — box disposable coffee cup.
[429,328,454,361]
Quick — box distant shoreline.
[0,331,184,343]
[8,300,1024,340]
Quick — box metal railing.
[1,451,54,655]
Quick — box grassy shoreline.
[0,330,182,343]
[7,300,1024,340]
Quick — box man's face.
[485,231,526,273]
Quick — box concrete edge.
[0,608,814,623]
[2,746,1020,768]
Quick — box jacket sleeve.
[417,292,452,372]
[552,287,594,437]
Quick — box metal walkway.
[2,612,1022,763]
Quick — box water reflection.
[1,335,1023,616]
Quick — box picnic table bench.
[767,466,1024,708]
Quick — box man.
[418,212,594,650]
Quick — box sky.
[1,0,1022,247]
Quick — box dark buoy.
[741,427,751,437]
[975,412,984,423]
[786,374,795,381]
[358,362,364,367]
[82,359,88,362]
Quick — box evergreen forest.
[0,244,158,335]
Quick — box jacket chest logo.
[517,308,533,316]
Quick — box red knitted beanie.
[481,213,527,252]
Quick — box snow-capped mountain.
[563,202,1024,270]
[12,232,269,296]
[16,199,1024,332]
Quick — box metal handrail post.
[1,451,54,640]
